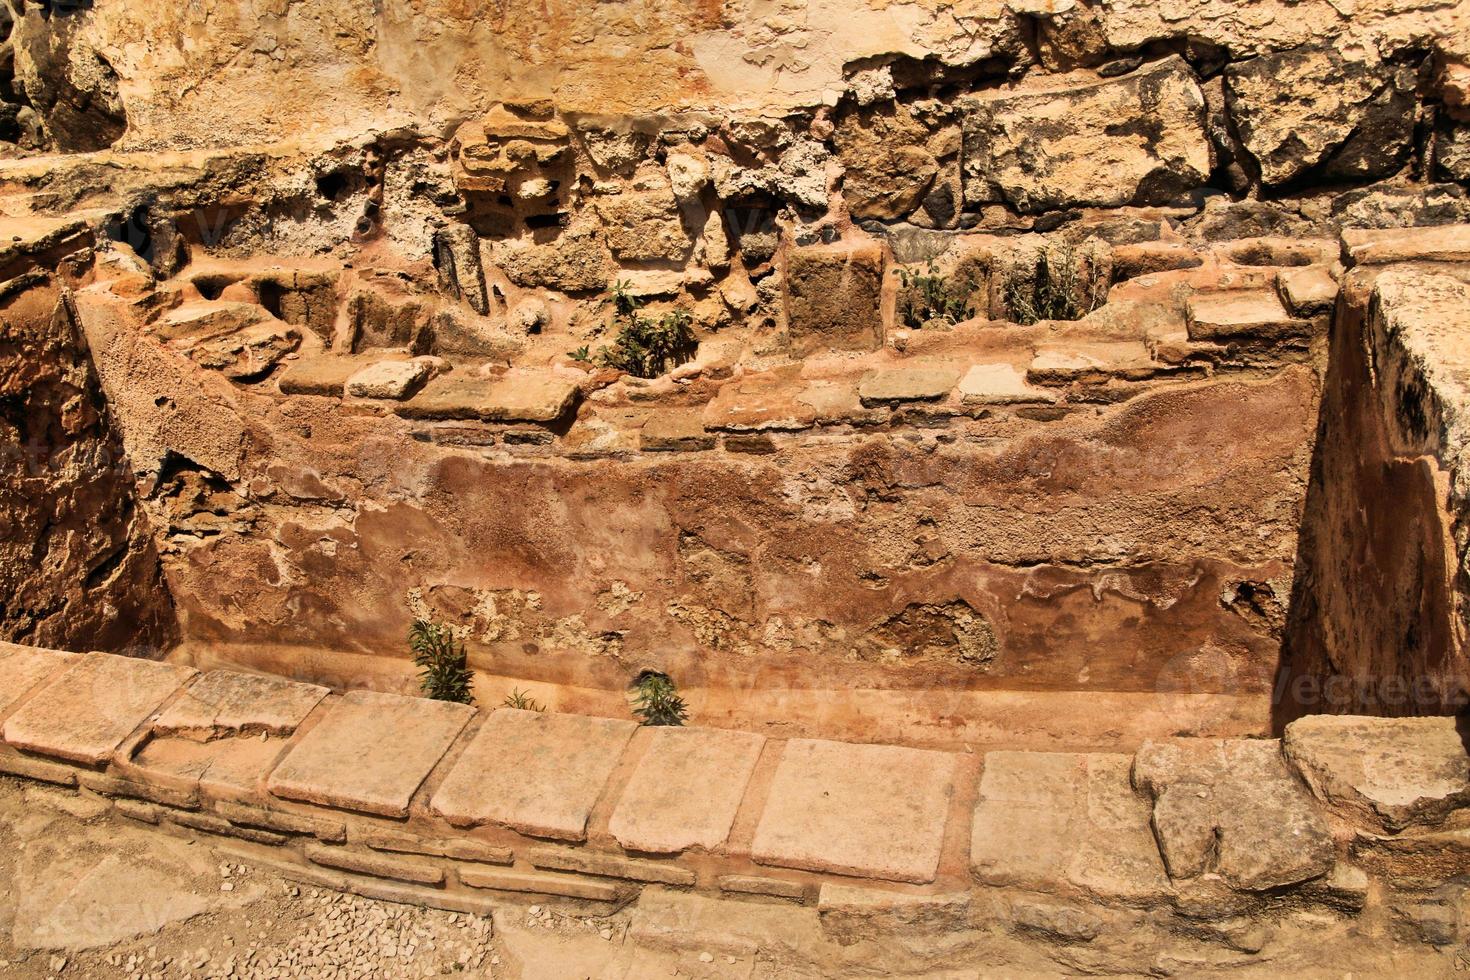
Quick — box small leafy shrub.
[409,619,475,706]
[568,345,592,364]
[593,280,697,378]
[503,687,545,712]
[895,261,978,328]
[630,671,688,727]
[1002,245,1107,325]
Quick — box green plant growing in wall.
[409,619,475,706]
[593,281,697,379]
[895,261,978,329]
[503,687,545,712]
[630,670,688,727]
[1002,244,1107,325]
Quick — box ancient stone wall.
[1280,226,1470,722]
[0,224,176,654]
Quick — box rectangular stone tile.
[2,653,197,765]
[609,726,766,854]
[971,750,1169,903]
[751,739,958,885]
[153,670,329,736]
[458,867,620,902]
[131,733,287,799]
[430,709,636,841]
[0,642,79,717]
[266,691,474,818]
[1186,289,1311,341]
[395,371,580,423]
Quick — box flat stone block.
[0,748,79,786]
[1343,224,1470,265]
[1134,738,1334,892]
[751,739,958,885]
[215,800,346,843]
[641,411,716,452]
[718,874,807,901]
[2,653,197,765]
[153,670,328,736]
[857,367,959,407]
[784,240,885,355]
[430,709,636,840]
[0,642,79,717]
[1284,715,1470,834]
[131,732,291,799]
[702,371,818,433]
[1186,289,1311,341]
[345,359,431,400]
[957,363,1055,405]
[277,356,359,397]
[1277,266,1339,316]
[396,371,580,423]
[458,867,621,902]
[528,848,696,886]
[1027,341,1160,385]
[267,691,474,818]
[609,726,766,854]
[971,751,1168,903]
[304,843,445,885]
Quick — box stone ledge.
[458,867,623,902]
[304,843,447,886]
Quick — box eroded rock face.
[960,58,1211,213]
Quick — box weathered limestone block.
[1277,266,1340,317]
[2,652,197,765]
[971,751,1169,904]
[960,57,1210,213]
[151,670,328,738]
[0,643,79,718]
[592,174,692,262]
[266,691,473,818]
[751,739,958,885]
[1185,290,1312,342]
[430,709,636,840]
[834,104,939,221]
[432,225,489,315]
[608,726,766,853]
[1285,716,1470,835]
[492,220,615,292]
[857,367,959,407]
[1226,47,1418,187]
[451,104,570,196]
[396,371,581,423]
[345,360,432,401]
[783,241,884,354]
[1132,738,1335,892]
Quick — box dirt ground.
[0,777,1463,979]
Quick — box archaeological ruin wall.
[0,0,1467,749]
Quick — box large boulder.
[960,57,1210,214]
[1225,47,1418,187]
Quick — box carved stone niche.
[451,101,573,237]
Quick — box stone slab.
[2,653,197,765]
[277,356,361,397]
[1277,266,1339,316]
[702,371,818,433]
[267,691,474,818]
[970,751,1168,903]
[1343,225,1470,265]
[641,411,717,452]
[608,726,767,854]
[131,734,289,798]
[430,708,637,840]
[153,670,328,736]
[957,363,1056,405]
[1133,738,1335,892]
[1186,289,1311,341]
[750,738,958,885]
[345,359,431,400]
[396,371,581,423]
[0,642,79,717]
[1027,341,1160,385]
[458,867,621,902]
[856,367,960,407]
[1283,715,1470,834]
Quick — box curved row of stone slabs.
[0,642,1465,912]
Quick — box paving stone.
[153,670,328,736]
[751,738,958,885]
[130,732,292,798]
[1186,289,1312,341]
[641,411,717,452]
[1277,266,1339,316]
[1284,715,1470,834]
[971,751,1169,903]
[396,371,581,422]
[267,691,474,818]
[1133,737,1335,892]
[431,708,636,840]
[1343,224,1470,265]
[957,362,1056,405]
[2,653,197,765]
[1027,341,1161,385]
[0,642,79,717]
[277,355,360,396]
[856,367,960,407]
[345,359,431,400]
[608,726,766,854]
